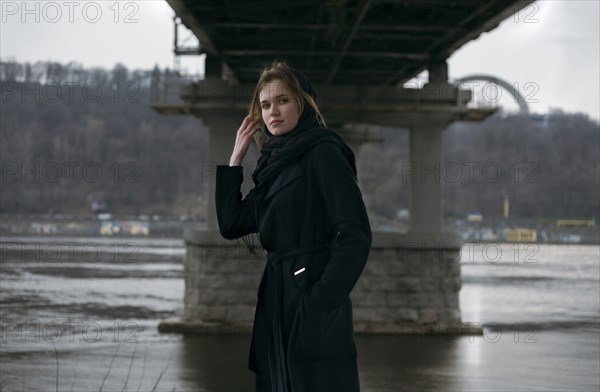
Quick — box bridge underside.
[166,0,534,86]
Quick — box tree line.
[1,59,598,222]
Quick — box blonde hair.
[248,59,327,151]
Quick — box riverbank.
[1,229,598,246]
[3,213,599,245]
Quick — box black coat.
[216,141,372,391]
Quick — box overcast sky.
[1,0,598,121]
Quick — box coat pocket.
[289,294,356,360]
[290,255,309,293]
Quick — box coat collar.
[264,161,304,201]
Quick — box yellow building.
[555,219,595,228]
[504,228,537,242]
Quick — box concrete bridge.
[153,0,535,335]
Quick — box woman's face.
[259,80,301,136]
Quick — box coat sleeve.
[305,142,373,309]
[215,165,258,240]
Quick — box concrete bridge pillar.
[346,59,468,332]
[335,123,383,160]
[408,58,451,235]
[409,125,443,234]
[200,113,246,231]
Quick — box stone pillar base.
[158,317,253,336]
[178,228,468,334]
[354,321,482,335]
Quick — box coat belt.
[266,242,334,268]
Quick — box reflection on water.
[181,335,256,391]
[0,237,598,391]
[459,243,600,328]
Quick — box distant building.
[504,228,537,242]
[91,200,108,214]
[100,220,149,236]
[555,219,595,228]
[467,211,483,222]
[30,222,57,234]
[100,220,120,236]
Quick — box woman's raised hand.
[229,115,262,166]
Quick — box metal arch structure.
[455,74,530,113]
[165,0,536,86]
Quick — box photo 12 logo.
[1,161,140,184]
[1,82,140,104]
[1,321,139,343]
[400,161,539,184]
[1,2,140,24]
[0,241,139,263]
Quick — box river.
[1,237,598,391]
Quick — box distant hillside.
[1,59,598,222]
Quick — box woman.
[215,60,372,392]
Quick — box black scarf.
[240,68,358,256]
[252,68,357,187]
